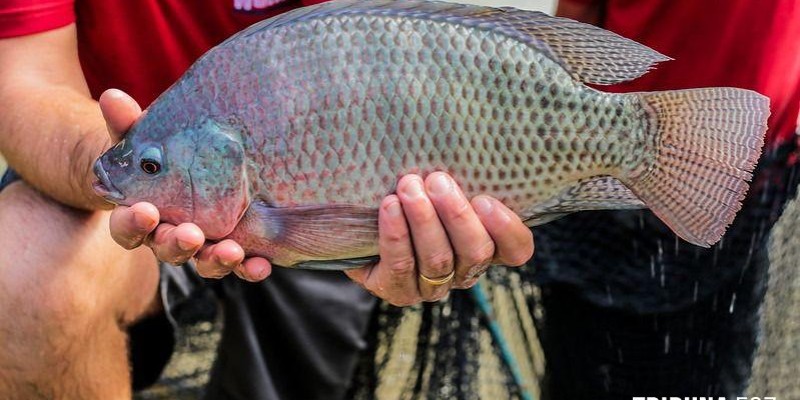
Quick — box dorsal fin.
[493,7,672,84]
[228,0,670,85]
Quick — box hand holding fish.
[100,89,533,305]
[345,173,534,304]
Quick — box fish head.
[94,117,250,240]
[94,118,197,230]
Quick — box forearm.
[0,24,112,210]
[0,85,110,210]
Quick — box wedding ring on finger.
[419,270,455,286]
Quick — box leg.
[0,181,160,399]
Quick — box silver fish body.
[95,0,769,268]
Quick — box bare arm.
[556,0,604,25]
[0,24,111,210]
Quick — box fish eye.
[138,146,163,175]
[140,159,161,174]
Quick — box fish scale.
[95,0,768,267]
[227,15,637,209]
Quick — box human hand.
[98,89,272,282]
[345,173,534,306]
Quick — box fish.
[93,0,770,269]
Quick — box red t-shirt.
[2,0,798,147]
[0,0,326,107]
[572,0,800,148]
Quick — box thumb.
[343,265,372,287]
[99,89,142,143]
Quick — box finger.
[344,195,420,305]
[99,89,142,142]
[471,196,534,267]
[342,264,390,304]
[148,222,205,265]
[366,195,421,306]
[425,172,494,289]
[343,265,370,288]
[397,175,453,301]
[233,258,272,282]
[195,239,246,279]
[240,257,273,282]
[109,202,159,249]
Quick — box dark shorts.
[0,168,377,399]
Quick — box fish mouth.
[92,159,125,203]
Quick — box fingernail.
[220,257,237,268]
[386,201,402,217]
[427,173,452,196]
[176,238,195,251]
[473,196,493,216]
[462,277,479,288]
[105,88,124,99]
[133,210,156,229]
[212,254,228,268]
[255,264,269,280]
[467,264,491,280]
[402,177,424,199]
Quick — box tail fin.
[630,88,769,247]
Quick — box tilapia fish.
[94,0,769,269]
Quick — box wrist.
[72,130,114,210]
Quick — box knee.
[0,266,102,373]
[0,243,108,345]
[0,182,157,334]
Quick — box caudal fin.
[630,88,769,247]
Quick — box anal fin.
[524,176,645,226]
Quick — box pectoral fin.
[524,176,646,226]
[239,201,380,269]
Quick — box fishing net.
[348,269,546,400]
[512,158,795,398]
[747,167,800,398]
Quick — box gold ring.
[419,270,455,286]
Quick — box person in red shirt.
[0,1,533,398]
[523,0,799,398]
